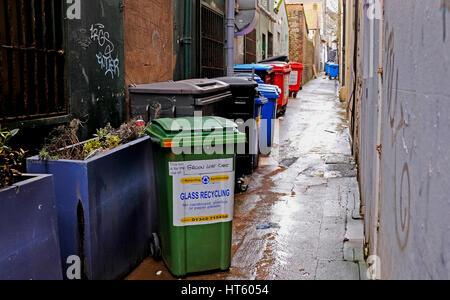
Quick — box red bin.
[266,63,292,116]
[288,62,304,98]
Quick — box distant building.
[235,0,290,64]
[286,0,331,72]
[273,0,290,58]
[286,3,316,84]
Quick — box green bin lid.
[147,117,246,148]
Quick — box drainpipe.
[226,0,236,76]
[182,0,192,79]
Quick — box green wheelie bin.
[147,116,246,277]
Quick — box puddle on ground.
[280,157,299,168]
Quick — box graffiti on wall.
[90,23,120,79]
[442,0,450,41]
[385,25,412,250]
[75,28,93,50]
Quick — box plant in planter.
[38,119,146,161]
[0,129,25,189]
[27,119,157,280]
[0,129,62,280]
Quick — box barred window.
[200,5,225,78]
[0,0,67,123]
[245,30,257,64]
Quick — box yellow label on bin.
[180,214,230,224]
[181,177,202,184]
[181,175,230,184]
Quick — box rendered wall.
[256,10,273,61]
[355,0,450,279]
[273,2,290,57]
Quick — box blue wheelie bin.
[329,64,339,79]
[234,64,274,83]
[225,73,280,155]
[258,84,281,154]
[253,96,268,170]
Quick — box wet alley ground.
[127,77,367,280]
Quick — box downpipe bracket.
[180,37,192,45]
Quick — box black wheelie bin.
[129,79,232,121]
[215,77,259,192]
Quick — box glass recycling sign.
[169,159,235,227]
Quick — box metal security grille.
[244,30,257,64]
[0,0,66,122]
[200,5,224,78]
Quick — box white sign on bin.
[169,159,235,227]
[289,71,299,86]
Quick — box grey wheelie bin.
[129,79,232,121]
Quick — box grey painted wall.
[358,0,450,279]
[359,0,380,254]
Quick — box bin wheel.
[150,233,162,261]
[277,109,286,118]
[236,179,248,193]
[239,183,249,193]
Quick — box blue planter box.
[27,136,157,280]
[0,174,63,280]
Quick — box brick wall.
[302,39,315,85]
[287,4,304,62]
[123,0,173,118]
[124,0,173,84]
[287,4,315,85]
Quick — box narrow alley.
[127,76,366,281]
[2,0,450,283]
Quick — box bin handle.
[195,82,218,88]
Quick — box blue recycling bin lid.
[234,64,274,72]
[234,73,264,84]
[258,84,281,100]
